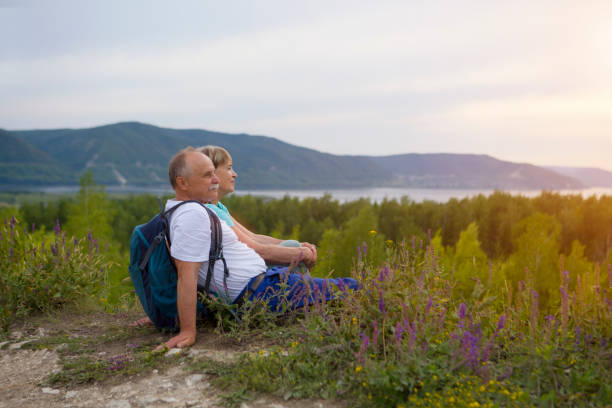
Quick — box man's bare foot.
[129,316,153,327]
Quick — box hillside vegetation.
[2,122,587,189]
[1,177,610,406]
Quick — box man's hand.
[158,329,196,350]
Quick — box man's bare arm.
[162,259,200,349]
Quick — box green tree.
[313,206,385,278]
[451,222,490,297]
[502,212,561,309]
[64,172,115,241]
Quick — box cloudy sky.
[2,0,611,170]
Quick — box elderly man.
[162,147,358,349]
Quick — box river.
[31,185,612,203]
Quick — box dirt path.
[0,311,343,408]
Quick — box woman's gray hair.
[196,145,231,168]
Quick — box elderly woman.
[197,145,317,269]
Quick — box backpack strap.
[161,200,230,299]
[202,205,230,300]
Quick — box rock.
[185,374,204,387]
[161,396,179,403]
[106,400,132,408]
[165,347,182,357]
[10,330,23,340]
[41,387,60,395]
[65,390,78,399]
[110,384,132,394]
[136,395,159,406]
[9,340,31,350]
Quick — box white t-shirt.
[165,199,266,302]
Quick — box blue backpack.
[128,200,229,331]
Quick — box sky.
[1,0,611,170]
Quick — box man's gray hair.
[168,146,196,189]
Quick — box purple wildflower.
[438,307,447,327]
[408,321,416,351]
[362,241,368,256]
[458,303,467,328]
[54,219,61,235]
[378,289,386,315]
[10,215,15,230]
[575,326,582,349]
[395,322,404,344]
[531,290,539,328]
[87,230,92,242]
[31,223,35,233]
[73,238,78,247]
[356,332,370,364]
[371,321,379,350]
[425,297,433,318]
[497,315,506,331]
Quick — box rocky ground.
[0,311,343,408]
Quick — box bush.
[0,214,109,330]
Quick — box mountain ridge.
[1,121,601,190]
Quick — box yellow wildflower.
[352,317,358,325]
[355,365,363,373]
[369,230,377,235]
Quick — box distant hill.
[0,129,74,185]
[545,166,612,188]
[369,154,583,189]
[1,122,585,190]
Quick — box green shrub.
[0,214,109,330]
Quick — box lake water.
[33,185,612,203]
[234,187,612,203]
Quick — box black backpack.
[128,200,229,331]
